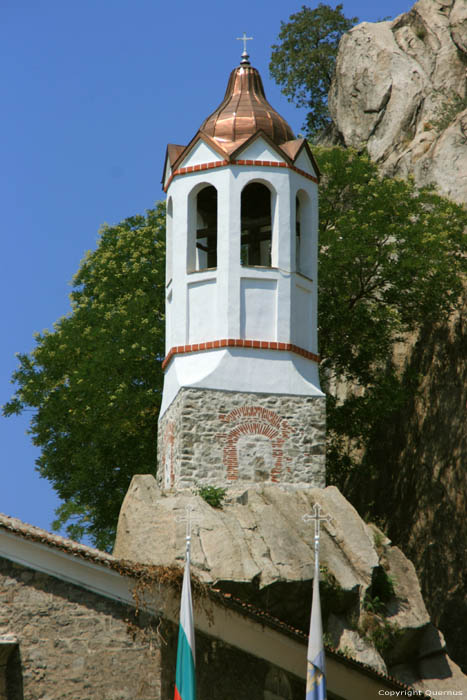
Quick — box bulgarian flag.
[174,551,196,700]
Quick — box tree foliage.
[269,3,357,138]
[3,205,166,550]
[3,152,466,548]
[316,147,467,484]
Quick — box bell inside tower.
[240,182,272,267]
[196,185,217,270]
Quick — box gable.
[235,135,286,163]
[163,158,172,188]
[294,148,317,178]
[180,139,224,168]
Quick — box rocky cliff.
[327,0,467,674]
[114,476,467,693]
[348,297,467,673]
[328,0,467,204]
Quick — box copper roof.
[199,64,295,151]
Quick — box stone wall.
[0,555,307,700]
[157,388,326,490]
[0,557,161,700]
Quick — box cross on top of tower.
[236,32,253,65]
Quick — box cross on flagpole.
[176,504,200,559]
[303,503,332,560]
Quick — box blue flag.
[306,556,326,699]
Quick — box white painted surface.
[240,278,277,341]
[293,282,313,349]
[163,144,320,412]
[295,148,317,177]
[180,139,223,168]
[160,348,323,416]
[188,278,217,343]
[163,158,172,189]
[237,136,286,163]
[166,197,173,283]
[0,529,133,606]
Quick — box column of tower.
[157,48,326,491]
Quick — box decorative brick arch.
[217,406,294,483]
[161,420,175,488]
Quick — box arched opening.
[166,197,173,283]
[195,185,217,270]
[295,194,301,274]
[295,189,313,277]
[240,182,272,267]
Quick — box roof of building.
[162,57,321,189]
[0,511,425,695]
[199,62,294,153]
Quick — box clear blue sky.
[1,0,413,536]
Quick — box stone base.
[157,387,326,489]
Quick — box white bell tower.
[158,48,325,491]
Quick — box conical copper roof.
[200,63,295,150]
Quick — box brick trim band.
[164,159,318,191]
[161,339,320,371]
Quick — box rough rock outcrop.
[114,475,467,692]
[326,0,467,673]
[328,0,467,203]
[349,300,467,675]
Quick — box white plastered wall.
[162,156,321,416]
[180,140,224,168]
[237,138,286,163]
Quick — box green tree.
[3,204,166,550]
[4,153,466,548]
[270,3,357,138]
[316,147,467,485]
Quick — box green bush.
[198,486,227,509]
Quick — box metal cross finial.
[237,32,253,53]
[237,32,253,65]
[303,503,332,546]
[176,504,200,557]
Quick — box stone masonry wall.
[157,388,326,490]
[0,557,161,700]
[0,555,307,700]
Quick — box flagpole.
[303,503,331,700]
[174,505,197,700]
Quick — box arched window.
[241,182,272,267]
[295,190,312,277]
[195,185,217,270]
[166,197,173,283]
[295,195,301,273]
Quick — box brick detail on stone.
[161,339,320,371]
[164,159,318,191]
[160,420,175,489]
[157,388,326,490]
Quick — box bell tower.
[158,48,325,491]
